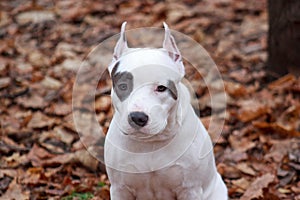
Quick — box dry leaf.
[45,103,72,116]
[225,81,248,97]
[236,163,256,176]
[268,74,296,90]
[95,96,111,112]
[16,11,55,25]
[0,77,10,89]
[241,173,275,200]
[27,144,55,167]
[41,76,62,90]
[1,179,30,200]
[75,149,99,171]
[238,99,269,122]
[232,177,251,191]
[229,135,256,152]
[17,94,47,109]
[27,111,56,129]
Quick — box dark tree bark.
[267,0,300,77]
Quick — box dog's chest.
[107,139,205,199]
[111,163,199,199]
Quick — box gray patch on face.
[112,63,133,101]
[167,80,178,100]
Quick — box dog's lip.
[120,129,164,140]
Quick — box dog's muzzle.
[128,111,149,128]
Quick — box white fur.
[104,22,228,200]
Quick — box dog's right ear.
[163,22,185,79]
[108,22,128,74]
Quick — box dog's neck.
[104,104,200,173]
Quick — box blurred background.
[0,0,299,199]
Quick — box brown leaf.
[16,10,55,25]
[53,126,75,145]
[0,77,10,89]
[17,94,47,109]
[28,50,51,67]
[241,173,276,200]
[229,134,256,152]
[238,99,269,122]
[45,102,72,116]
[75,149,99,171]
[41,76,62,90]
[0,175,12,193]
[231,177,251,191]
[253,121,300,137]
[268,74,296,90]
[224,81,248,97]
[19,167,45,185]
[43,153,75,167]
[218,163,241,179]
[264,139,291,163]
[1,179,30,200]
[2,152,28,168]
[236,163,256,176]
[27,144,55,167]
[27,111,56,129]
[95,96,111,112]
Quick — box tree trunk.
[267,0,300,77]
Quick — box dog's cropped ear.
[163,22,185,77]
[108,22,128,74]
[114,22,128,59]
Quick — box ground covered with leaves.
[0,0,300,199]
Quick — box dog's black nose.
[128,112,148,127]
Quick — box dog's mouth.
[115,119,168,139]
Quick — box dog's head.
[108,22,187,140]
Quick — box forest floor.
[0,0,300,199]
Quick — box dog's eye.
[156,85,167,92]
[118,83,128,90]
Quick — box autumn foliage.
[0,0,299,199]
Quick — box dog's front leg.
[176,187,203,200]
[110,185,135,200]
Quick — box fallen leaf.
[46,154,75,168]
[265,140,293,163]
[224,81,248,97]
[17,94,47,109]
[268,74,296,90]
[238,99,269,122]
[27,144,55,167]
[75,149,99,171]
[60,58,82,71]
[19,167,45,185]
[236,163,256,176]
[45,102,72,116]
[241,173,275,200]
[53,126,76,145]
[229,134,256,152]
[27,111,56,129]
[28,50,51,67]
[41,76,62,90]
[0,175,12,193]
[0,77,10,89]
[16,10,55,25]
[232,177,251,191]
[218,163,241,179]
[95,96,111,112]
[1,179,30,200]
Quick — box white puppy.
[104,22,227,200]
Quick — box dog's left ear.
[163,22,185,78]
[109,22,129,74]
